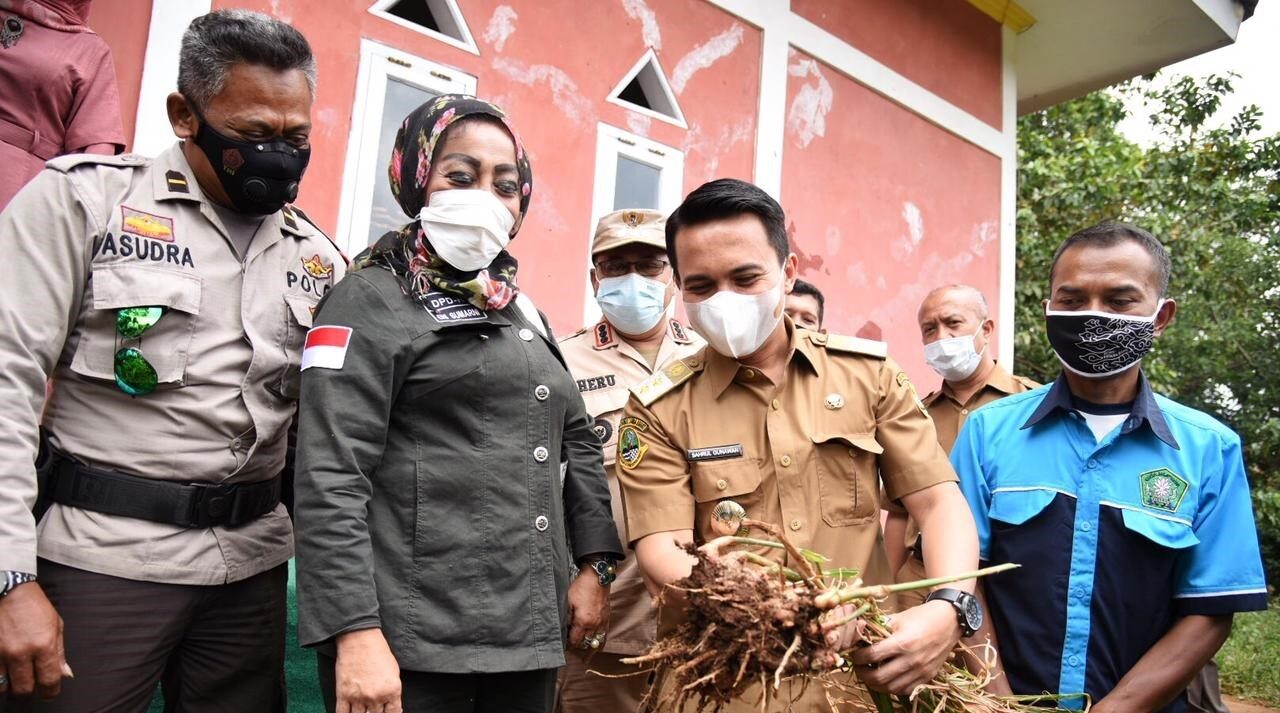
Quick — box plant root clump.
[624,542,840,713]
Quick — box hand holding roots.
[621,519,1084,712]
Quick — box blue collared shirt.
[952,373,1268,712]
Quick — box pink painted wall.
[210,0,761,336]
[96,1,1006,365]
[88,0,152,149]
[792,0,1003,130]
[780,48,1001,388]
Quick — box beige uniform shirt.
[894,363,1038,549]
[617,324,956,583]
[558,318,702,656]
[0,144,346,584]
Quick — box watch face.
[963,595,983,632]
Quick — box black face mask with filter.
[190,104,311,216]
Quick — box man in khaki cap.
[555,208,702,713]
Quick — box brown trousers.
[554,650,650,713]
[1,560,286,713]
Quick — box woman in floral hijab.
[352,94,533,311]
[295,95,621,713]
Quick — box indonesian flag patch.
[301,326,352,371]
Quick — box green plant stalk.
[740,551,803,582]
[829,563,1019,604]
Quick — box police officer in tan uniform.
[616,179,982,711]
[555,209,702,713]
[0,10,343,712]
[885,285,1037,608]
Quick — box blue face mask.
[595,273,668,336]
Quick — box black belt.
[41,455,281,529]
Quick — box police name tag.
[424,291,484,323]
[687,444,744,462]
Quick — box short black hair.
[664,178,788,278]
[1050,221,1171,296]
[790,279,825,326]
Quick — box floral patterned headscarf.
[352,94,533,312]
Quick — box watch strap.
[1,571,36,598]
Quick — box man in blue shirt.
[952,221,1268,713]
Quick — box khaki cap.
[591,209,667,256]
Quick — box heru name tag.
[687,444,744,462]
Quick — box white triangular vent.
[368,0,479,55]
[607,49,686,128]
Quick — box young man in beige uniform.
[617,180,982,712]
[0,10,344,712]
[555,209,702,713]
[885,285,1036,608]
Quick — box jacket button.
[780,455,792,467]
[518,328,535,341]
[533,446,549,463]
[534,384,550,401]
[789,519,802,531]
[716,479,728,491]
[534,515,549,531]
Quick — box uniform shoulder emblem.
[629,354,704,407]
[45,153,149,173]
[809,331,888,359]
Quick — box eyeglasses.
[595,258,669,279]
[114,307,164,396]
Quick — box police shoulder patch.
[629,355,702,407]
[812,332,888,359]
[45,152,149,173]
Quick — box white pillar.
[131,0,213,156]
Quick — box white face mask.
[685,277,785,360]
[417,189,517,271]
[596,273,669,336]
[923,332,986,382]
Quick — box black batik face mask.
[1045,301,1164,378]
[190,104,311,216]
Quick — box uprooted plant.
[620,517,1086,713]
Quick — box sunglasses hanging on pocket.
[114,306,165,396]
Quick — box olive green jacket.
[294,266,622,673]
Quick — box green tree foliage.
[1016,75,1280,584]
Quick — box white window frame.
[335,40,477,255]
[581,123,685,326]
[367,0,480,55]
[605,48,688,129]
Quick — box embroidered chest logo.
[301,254,334,279]
[618,416,650,470]
[423,290,484,324]
[121,206,174,242]
[1138,468,1189,513]
[286,255,334,298]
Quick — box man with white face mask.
[616,179,983,710]
[952,222,1267,712]
[884,285,1037,608]
[555,208,702,713]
